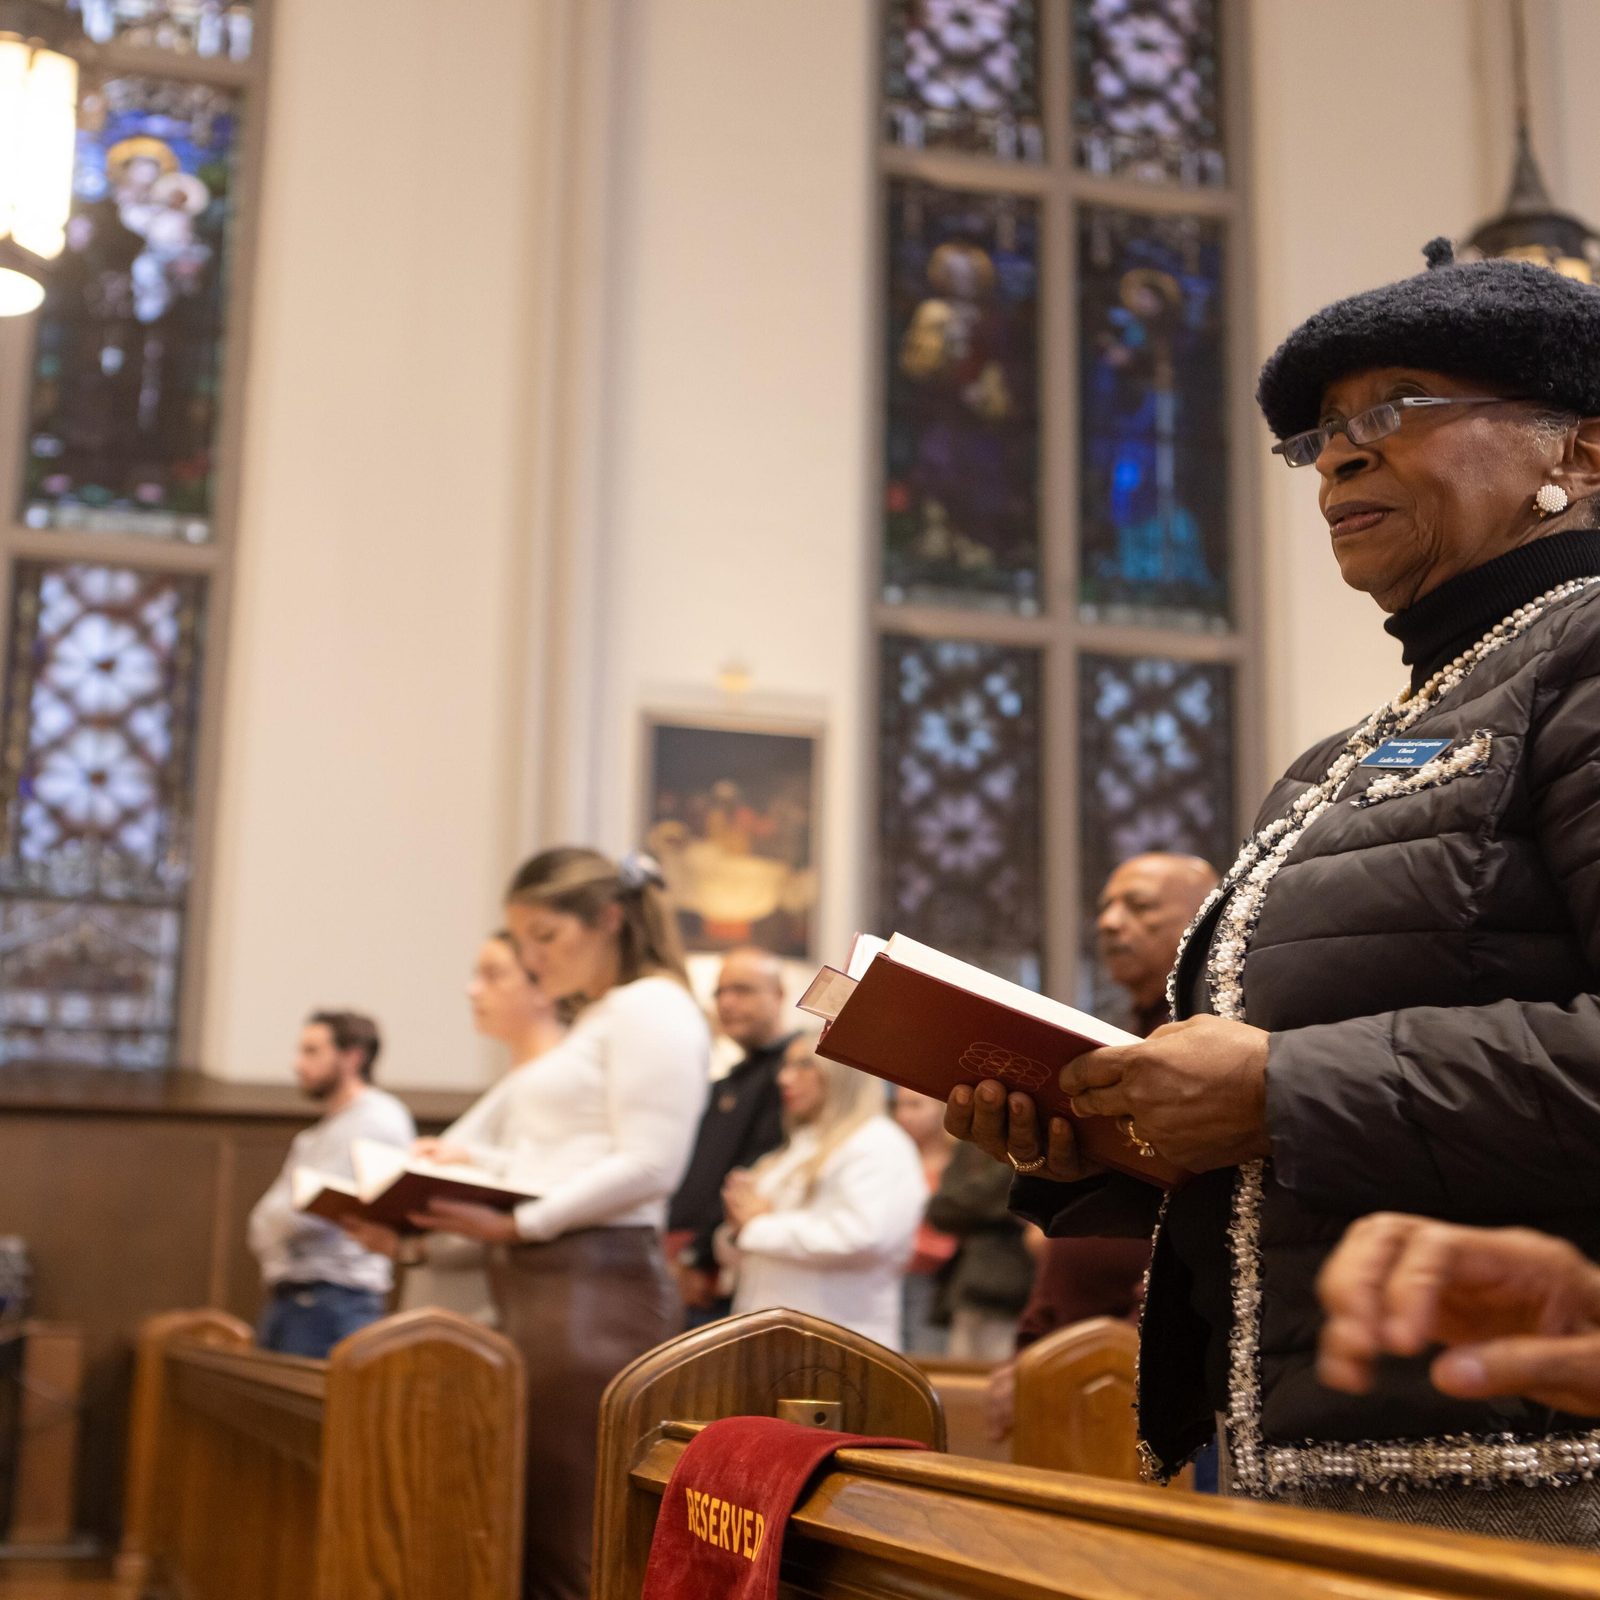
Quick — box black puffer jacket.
[1017,536,1600,1495]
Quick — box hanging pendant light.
[1463,0,1599,281]
[0,0,79,317]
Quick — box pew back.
[593,1309,943,1600]
[117,1308,524,1600]
[596,1311,1600,1600]
[1013,1315,1140,1479]
[913,1357,1006,1462]
[919,1319,1143,1479]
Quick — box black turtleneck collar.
[1384,529,1600,690]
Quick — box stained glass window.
[0,562,208,1067]
[1076,653,1234,1012]
[875,4,1249,1010]
[21,76,240,543]
[1078,206,1229,629]
[883,0,1043,160]
[1072,0,1224,186]
[67,0,255,60]
[878,634,1043,986]
[886,182,1041,613]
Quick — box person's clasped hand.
[720,1168,772,1233]
[340,1218,402,1258]
[410,1137,474,1164]
[1316,1213,1600,1417]
[1061,1015,1273,1172]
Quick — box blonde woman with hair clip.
[717,1021,926,1350]
[396,845,710,1600]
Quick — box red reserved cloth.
[640,1416,926,1600]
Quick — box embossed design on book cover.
[958,1041,1050,1092]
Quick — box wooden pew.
[594,1309,1600,1600]
[116,1307,524,1600]
[919,1318,1141,1478]
[1013,1314,1140,1479]
[912,1356,1007,1461]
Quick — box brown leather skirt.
[489,1227,680,1600]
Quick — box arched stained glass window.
[883,0,1044,160]
[876,0,1256,1010]
[67,1,255,60]
[885,181,1042,612]
[0,562,207,1066]
[0,2,270,1067]
[24,75,242,542]
[1072,0,1224,186]
[878,633,1043,987]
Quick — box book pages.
[883,933,1136,1046]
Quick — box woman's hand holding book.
[944,1079,1106,1184]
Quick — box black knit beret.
[1255,237,1600,440]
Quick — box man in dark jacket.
[1021,851,1216,1348]
[985,853,1216,1442]
[666,948,795,1324]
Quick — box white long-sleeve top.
[453,975,710,1244]
[720,1116,925,1351]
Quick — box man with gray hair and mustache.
[986,852,1219,1439]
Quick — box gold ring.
[1007,1150,1047,1174]
[1118,1116,1157,1160]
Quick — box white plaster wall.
[1551,0,1600,227]
[198,0,545,1086]
[589,0,877,964]
[1248,0,1491,775]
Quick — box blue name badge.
[1360,738,1452,769]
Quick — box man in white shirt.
[247,1011,414,1357]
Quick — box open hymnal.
[292,1138,539,1233]
[799,933,1187,1189]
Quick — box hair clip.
[617,850,665,892]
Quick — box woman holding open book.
[395,930,566,1323]
[716,1025,924,1350]
[360,847,709,1600]
[947,242,1600,1545]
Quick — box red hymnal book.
[292,1140,539,1233]
[800,934,1189,1189]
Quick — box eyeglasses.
[1272,396,1518,468]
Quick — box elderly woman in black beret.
[947,239,1600,1543]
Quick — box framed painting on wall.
[640,713,822,962]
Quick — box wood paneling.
[0,1070,472,1543]
[8,1325,85,1546]
[117,1308,522,1600]
[0,1557,132,1597]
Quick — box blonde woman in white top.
[718,1026,925,1351]
[408,846,710,1600]
[396,929,565,1322]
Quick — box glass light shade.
[0,264,44,313]
[0,21,78,315]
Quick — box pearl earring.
[1536,483,1570,517]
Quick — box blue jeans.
[684,1297,732,1330]
[257,1281,385,1359]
